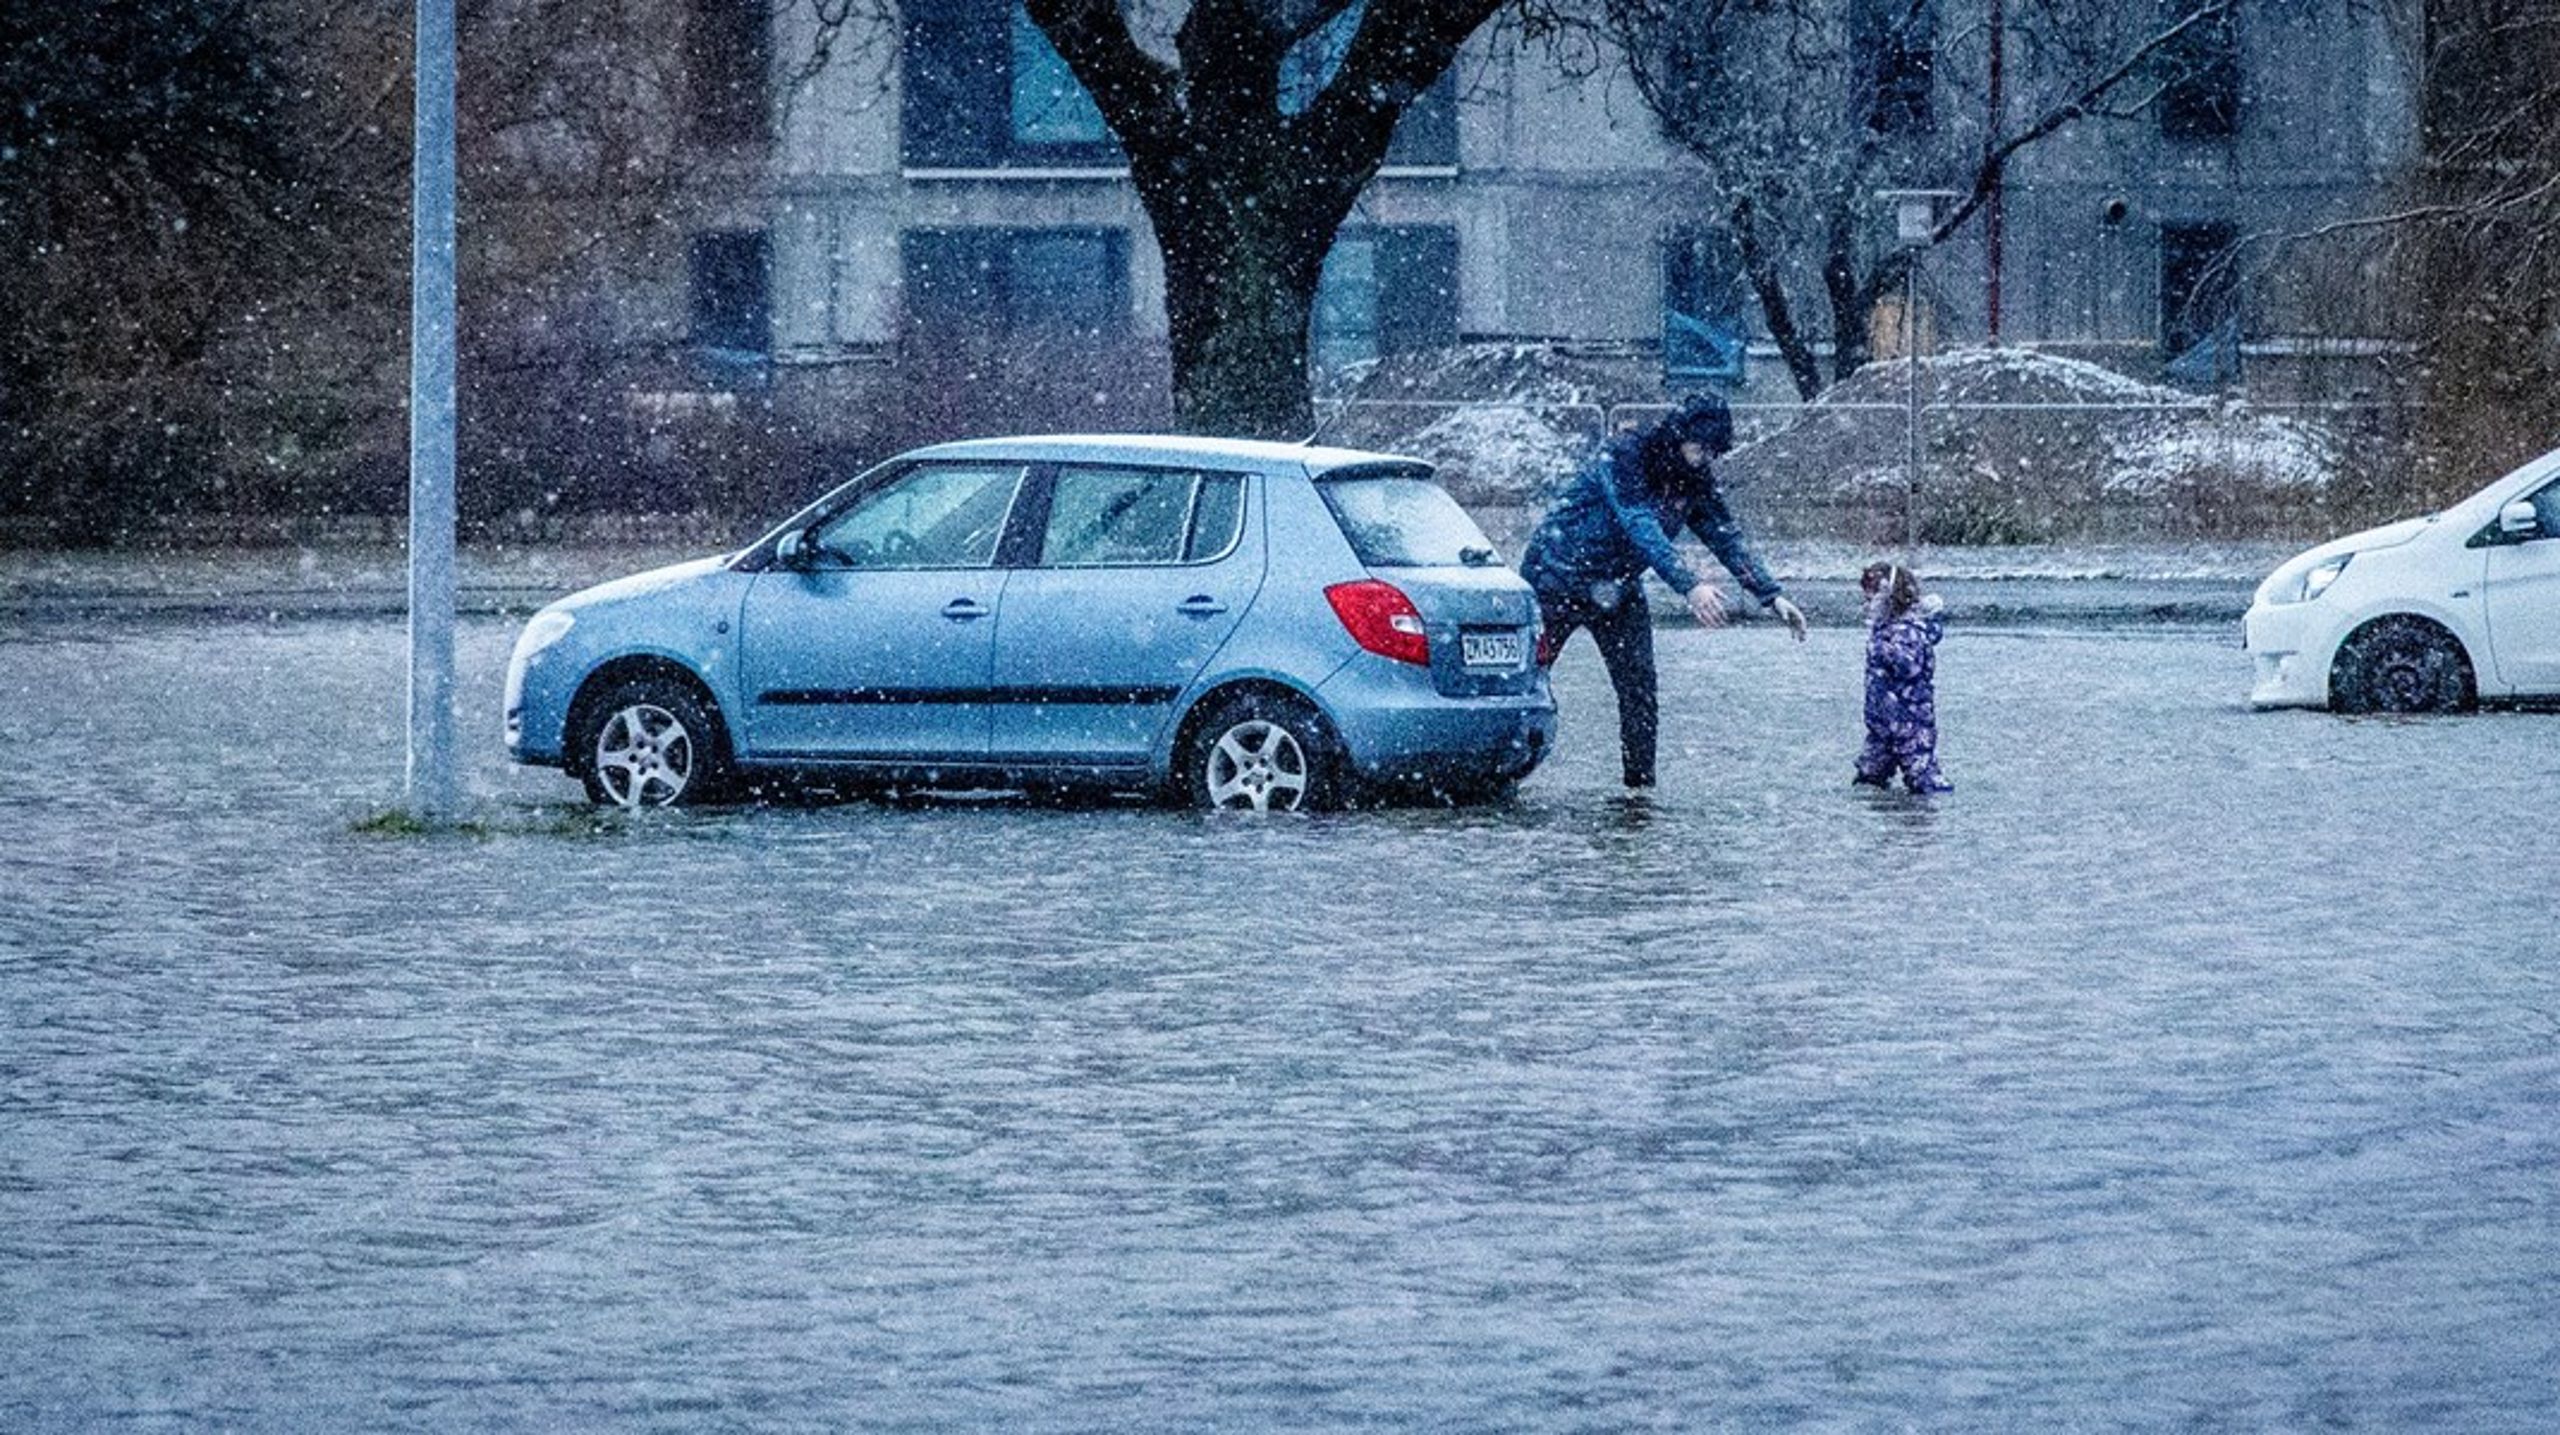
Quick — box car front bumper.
[2242,600,2344,709]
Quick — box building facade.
[670,0,2418,424]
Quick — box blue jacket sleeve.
[1597,453,1702,594]
[1685,486,1782,603]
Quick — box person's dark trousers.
[1534,581,1660,787]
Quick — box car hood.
[556,553,738,613]
[2279,515,2434,573]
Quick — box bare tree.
[1023,0,1513,438]
[1595,0,2239,399]
[2388,0,2560,493]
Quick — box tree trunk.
[1823,204,1874,386]
[1733,198,1824,401]
[1140,168,1333,440]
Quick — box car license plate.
[1462,631,1525,668]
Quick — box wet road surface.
[3,615,2554,1429]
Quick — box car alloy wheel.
[593,701,695,807]
[1205,717,1310,812]
[573,676,731,808]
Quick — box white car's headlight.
[513,608,576,659]
[2272,553,2353,605]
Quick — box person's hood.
[1618,426,1710,499]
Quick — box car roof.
[903,432,1428,477]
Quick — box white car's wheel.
[2331,617,2474,714]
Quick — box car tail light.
[1326,579,1430,666]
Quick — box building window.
[901,228,1132,338]
[1859,0,1935,135]
[688,0,769,145]
[1312,226,1459,372]
[2159,220,2241,386]
[690,230,770,358]
[1277,1,1459,166]
[904,0,1123,167]
[2157,0,2240,140]
[1663,226,1751,384]
[1010,7,1109,146]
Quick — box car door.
[2483,474,2560,696]
[989,464,1261,766]
[737,460,1027,763]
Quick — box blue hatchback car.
[505,435,1556,810]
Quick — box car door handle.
[941,598,990,620]
[1176,595,1228,617]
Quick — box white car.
[2246,447,2560,711]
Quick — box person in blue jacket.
[1520,393,1807,788]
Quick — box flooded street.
[4,614,2555,1429]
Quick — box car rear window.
[1316,473,1497,568]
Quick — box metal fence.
[1311,393,2422,543]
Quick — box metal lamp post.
[408,0,459,820]
[1875,190,1958,556]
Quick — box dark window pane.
[901,229,1129,337]
[2531,477,2560,534]
[2159,220,2241,385]
[901,0,1006,166]
[1664,226,1750,383]
[901,230,1000,335]
[690,230,770,355]
[1279,0,1458,165]
[1010,8,1109,144]
[1006,231,1128,333]
[2158,0,2240,139]
[1860,0,1935,135]
[1187,475,1245,560]
[1376,227,1459,356]
[903,0,1121,166]
[689,0,769,144]
[1312,234,1381,370]
[1312,226,1459,371]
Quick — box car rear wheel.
[2330,617,2474,714]
[1183,692,1341,813]
[573,678,731,807]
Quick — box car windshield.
[1317,473,1497,568]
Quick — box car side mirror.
[2500,500,2542,539]
[775,528,815,567]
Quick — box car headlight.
[2273,553,2352,605]
[513,608,576,660]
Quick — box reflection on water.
[1,617,2555,1429]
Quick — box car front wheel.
[573,678,731,807]
[1183,693,1342,813]
[2330,617,2474,714]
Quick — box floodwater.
[3,614,2554,1430]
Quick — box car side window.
[2533,477,2560,537]
[1040,467,1244,566]
[813,463,1023,569]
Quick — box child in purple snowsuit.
[1855,561,1951,793]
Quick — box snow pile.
[1319,342,1655,502]
[1906,346,2172,406]
[2103,409,2342,497]
[1392,404,1595,504]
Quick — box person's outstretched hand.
[1769,595,1809,642]
[1685,582,1729,628]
